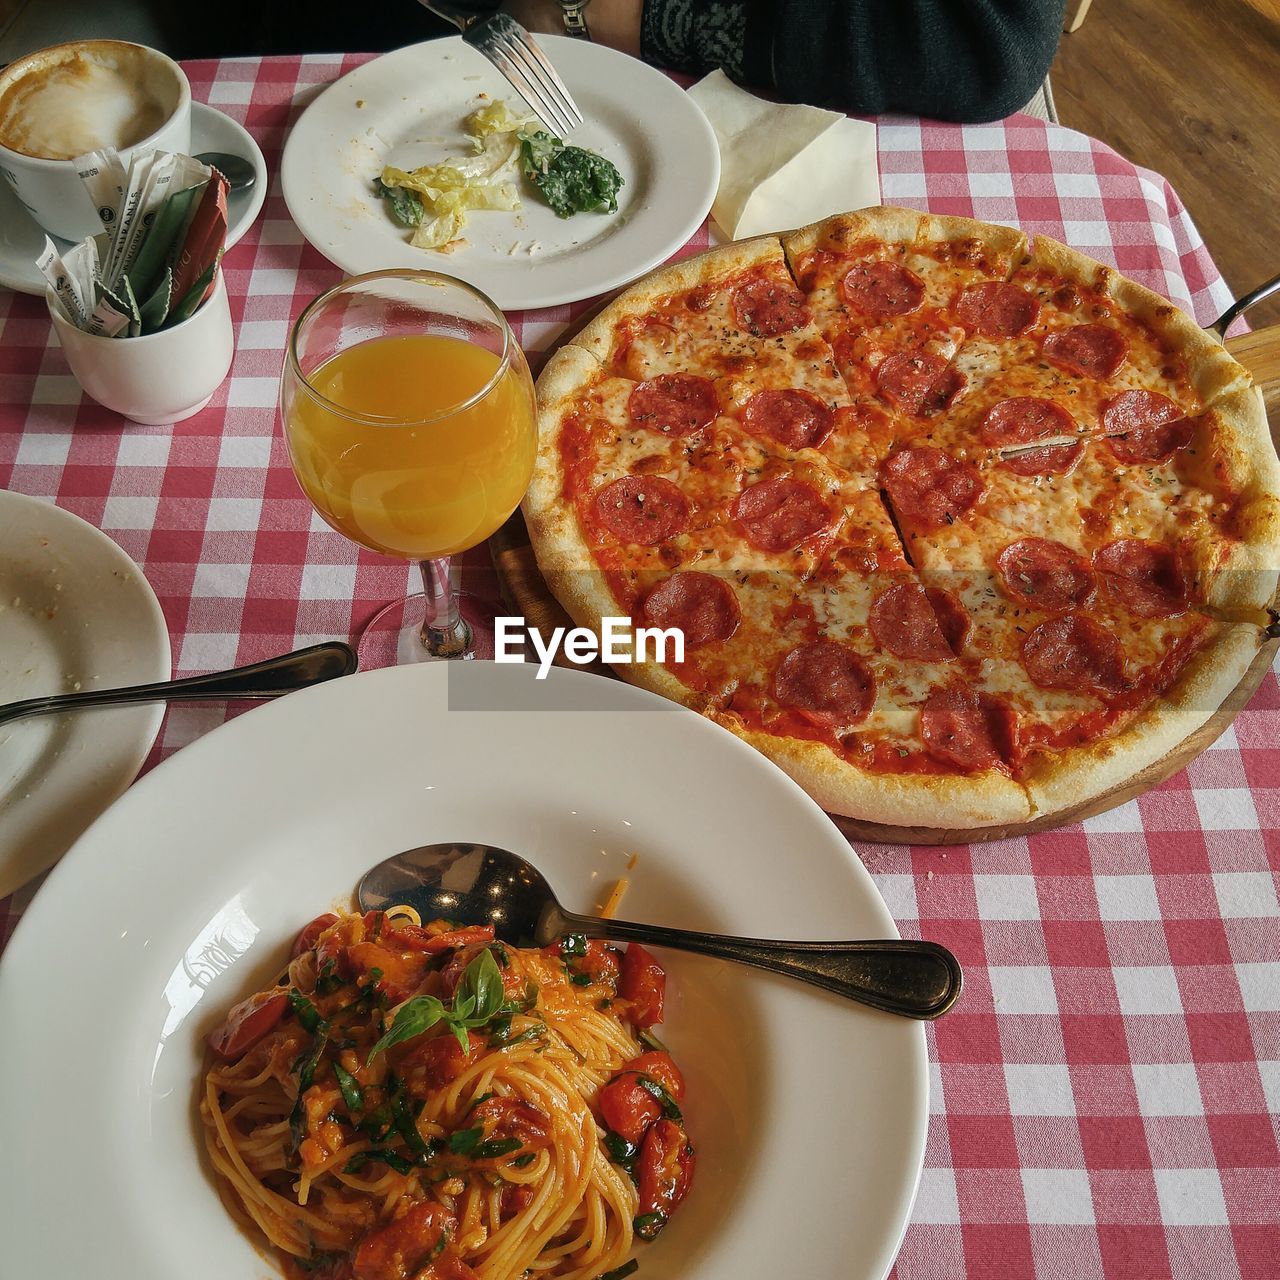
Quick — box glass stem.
[417,557,473,659]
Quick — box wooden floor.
[1052,0,1280,329]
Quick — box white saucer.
[0,491,171,896]
[0,101,268,296]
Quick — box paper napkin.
[688,71,881,241]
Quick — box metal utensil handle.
[560,912,962,1019]
[0,641,356,727]
[1212,271,1280,337]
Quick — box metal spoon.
[194,151,257,194]
[0,641,355,727]
[359,842,963,1020]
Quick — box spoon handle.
[558,913,962,1019]
[0,642,356,727]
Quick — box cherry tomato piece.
[392,923,496,954]
[352,1202,456,1280]
[619,943,666,1027]
[598,1074,662,1145]
[206,989,288,1060]
[291,913,339,959]
[623,1051,685,1100]
[636,1118,696,1236]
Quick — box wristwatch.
[559,0,592,39]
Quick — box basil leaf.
[448,1126,483,1155]
[295,1025,330,1091]
[315,962,345,996]
[455,948,506,1025]
[288,989,323,1033]
[603,1131,638,1165]
[633,1211,666,1241]
[635,1076,682,1121]
[476,1136,523,1159]
[597,1261,640,1280]
[392,1083,429,1153]
[288,1095,306,1155]
[345,1147,414,1175]
[488,1025,543,1050]
[360,1102,395,1142]
[369,995,448,1060]
[332,1061,364,1113]
[510,1151,537,1169]
[558,933,588,957]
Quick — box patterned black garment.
[642,0,1065,123]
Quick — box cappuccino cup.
[0,40,191,241]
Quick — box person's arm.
[509,0,1064,124]
[738,0,1066,122]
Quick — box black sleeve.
[643,0,1066,124]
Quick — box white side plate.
[0,490,170,895]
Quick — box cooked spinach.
[376,178,424,228]
[518,132,623,218]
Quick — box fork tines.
[466,15,584,137]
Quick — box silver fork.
[417,4,583,136]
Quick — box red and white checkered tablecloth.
[2,53,1277,1280]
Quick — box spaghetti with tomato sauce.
[200,909,693,1280]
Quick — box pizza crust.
[1023,623,1264,817]
[523,342,635,659]
[1181,385,1280,614]
[783,206,1027,277]
[720,722,1032,826]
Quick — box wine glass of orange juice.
[281,271,536,662]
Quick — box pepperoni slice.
[732,477,831,552]
[995,539,1095,611]
[955,282,1040,338]
[880,448,984,530]
[875,352,966,417]
[978,397,1076,449]
[920,685,1020,773]
[593,476,690,546]
[1101,390,1194,463]
[773,642,875,728]
[732,277,810,338]
[628,374,718,436]
[639,572,740,650]
[741,389,834,450]
[1094,539,1188,617]
[869,583,969,662]
[999,442,1084,476]
[1042,324,1128,379]
[840,262,924,318]
[1021,615,1127,695]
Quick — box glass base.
[357,592,494,669]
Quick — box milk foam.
[0,43,181,161]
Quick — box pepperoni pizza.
[524,208,1280,828]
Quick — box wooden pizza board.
[491,325,1280,845]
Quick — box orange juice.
[285,334,537,559]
